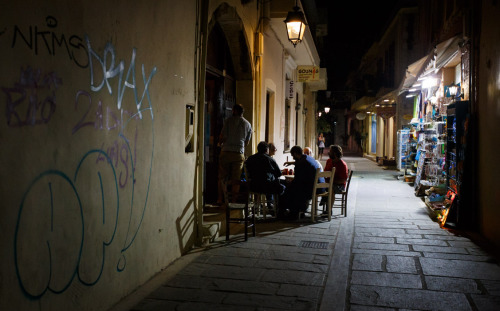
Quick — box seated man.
[304,147,323,172]
[279,146,324,219]
[283,147,323,172]
[324,145,349,193]
[244,141,285,195]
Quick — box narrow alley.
[113,156,500,311]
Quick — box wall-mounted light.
[355,112,367,120]
[302,107,308,115]
[295,103,301,111]
[284,0,307,47]
[318,112,322,117]
[448,83,458,96]
[324,107,330,113]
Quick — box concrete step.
[203,206,250,242]
[201,221,221,245]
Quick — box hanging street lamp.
[284,0,307,47]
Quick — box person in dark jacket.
[279,145,324,219]
[244,141,285,195]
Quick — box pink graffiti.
[2,66,62,127]
[96,129,138,188]
[72,90,138,134]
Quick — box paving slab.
[481,279,500,295]
[352,253,383,271]
[351,271,422,288]
[386,255,418,273]
[420,257,500,280]
[470,294,500,311]
[425,276,481,293]
[350,285,472,311]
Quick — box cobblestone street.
[112,156,500,311]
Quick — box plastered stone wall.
[0,1,198,310]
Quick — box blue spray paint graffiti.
[15,150,118,298]
[14,33,158,298]
[85,35,157,271]
[86,35,157,114]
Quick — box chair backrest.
[312,167,336,197]
[345,170,354,194]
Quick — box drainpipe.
[195,0,209,246]
[254,0,270,146]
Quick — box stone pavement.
[111,156,500,311]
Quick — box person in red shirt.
[324,145,349,193]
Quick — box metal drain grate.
[299,241,329,249]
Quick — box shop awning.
[398,35,462,94]
[398,55,429,94]
[351,96,376,111]
[419,36,462,78]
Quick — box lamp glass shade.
[284,8,306,46]
[356,112,367,120]
[449,84,458,96]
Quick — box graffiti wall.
[0,1,198,310]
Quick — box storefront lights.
[284,0,307,47]
[422,77,438,89]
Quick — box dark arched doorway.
[203,3,254,206]
[204,23,236,204]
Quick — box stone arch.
[208,3,253,81]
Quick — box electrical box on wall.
[185,104,194,152]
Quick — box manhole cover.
[299,241,329,249]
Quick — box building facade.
[0,0,325,310]
[349,0,500,252]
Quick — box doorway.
[204,23,236,205]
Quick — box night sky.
[321,0,399,90]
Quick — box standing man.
[218,104,252,203]
[279,146,324,219]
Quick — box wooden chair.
[249,193,277,219]
[308,167,336,222]
[244,165,278,219]
[332,170,353,217]
[222,180,255,241]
